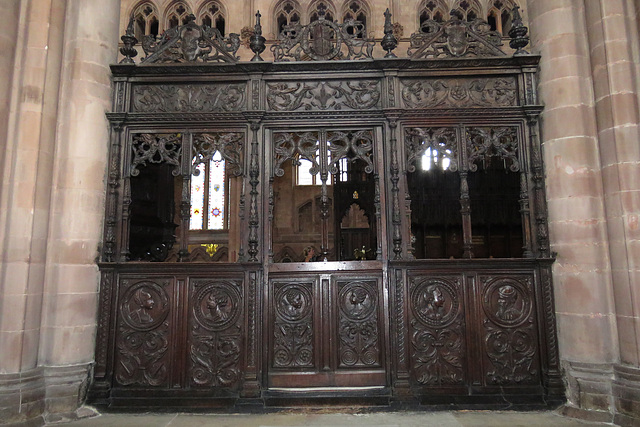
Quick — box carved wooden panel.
[114,278,173,387]
[400,78,517,109]
[272,281,315,369]
[336,280,381,368]
[266,80,381,112]
[479,275,540,386]
[188,279,244,389]
[408,276,466,386]
[131,84,247,112]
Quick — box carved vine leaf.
[466,127,520,172]
[266,80,380,112]
[271,17,374,62]
[401,78,517,109]
[404,127,459,173]
[327,130,374,175]
[131,133,182,177]
[408,15,505,59]
[141,15,239,63]
[192,132,244,176]
[272,132,320,177]
[132,84,246,113]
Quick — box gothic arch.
[451,0,482,22]
[272,0,302,36]
[131,1,160,39]
[196,0,227,35]
[418,0,449,26]
[341,0,371,36]
[486,0,518,35]
[309,0,337,23]
[164,0,193,29]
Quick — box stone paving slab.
[54,410,610,427]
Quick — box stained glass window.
[190,152,226,231]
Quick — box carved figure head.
[134,289,154,310]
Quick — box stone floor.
[54,409,610,426]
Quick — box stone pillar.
[527,0,619,422]
[583,1,640,425]
[37,0,119,421]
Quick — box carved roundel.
[300,20,342,61]
[482,278,532,327]
[275,284,312,322]
[339,282,376,321]
[121,281,170,331]
[194,281,242,331]
[410,279,459,328]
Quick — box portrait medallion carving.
[339,282,376,321]
[275,284,312,322]
[411,279,459,328]
[482,278,531,327]
[194,282,242,331]
[120,281,169,331]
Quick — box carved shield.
[445,23,468,57]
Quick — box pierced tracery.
[165,1,192,29]
[197,0,226,35]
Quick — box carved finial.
[381,8,398,58]
[250,10,266,61]
[508,5,530,55]
[119,15,138,64]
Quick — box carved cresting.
[266,80,380,112]
[132,84,246,113]
[481,276,539,385]
[271,4,374,61]
[141,14,239,63]
[338,281,381,367]
[408,12,505,59]
[400,78,517,109]
[115,280,171,387]
[409,277,465,385]
[273,283,314,368]
[189,280,243,388]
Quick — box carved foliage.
[271,14,374,61]
[409,277,465,385]
[401,78,517,109]
[272,131,320,178]
[273,283,314,368]
[189,280,243,388]
[115,280,171,387]
[327,130,374,175]
[141,15,239,63]
[338,281,381,368]
[408,15,505,59]
[130,133,182,177]
[481,276,538,385]
[405,127,458,173]
[266,80,380,112]
[192,132,245,176]
[132,84,246,113]
[466,127,519,172]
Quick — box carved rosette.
[132,84,246,113]
[266,80,380,112]
[409,277,465,385]
[401,78,517,109]
[115,280,171,387]
[481,276,539,385]
[338,281,381,368]
[273,283,314,368]
[189,280,243,388]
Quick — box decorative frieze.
[132,84,246,113]
[401,78,517,109]
[266,80,380,112]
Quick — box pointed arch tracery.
[451,0,482,22]
[342,0,370,33]
[418,0,448,26]
[309,0,337,23]
[274,0,302,35]
[165,1,192,29]
[197,0,226,35]
[487,0,517,35]
[132,1,160,39]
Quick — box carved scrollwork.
[273,283,314,368]
[466,127,520,172]
[484,321,538,385]
[190,329,242,388]
[141,14,239,63]
[411,319,464,385]
[132,84,246,113]
[408,14,505,59]
[272,131,320,178]
[401,78,517,109]
[271,8,374,62]
[266,80,380,112]
[192,132,245,176]
[338,281,380,367]
[130,133,182,177]
[405,127,458,173]
[327,130,374,175]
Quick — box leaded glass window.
[190,152,227,231]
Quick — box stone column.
[527,0,619,422]
[583,1,640,425]
[37,0,119,420]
